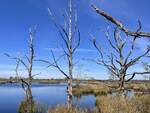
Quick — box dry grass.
[73,80,150,97]
[48,105,89,113]
[73,83,111,96]
[127,82,150,91]
[96,94,150,113]
[47,94,150,113]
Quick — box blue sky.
[0,0,149,79]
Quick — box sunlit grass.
[96,94,150,113]
[48,105,88,113]
[48,94,150,113]
[73,83,112,96]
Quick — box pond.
[0,83,96,113]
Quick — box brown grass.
[96,94,150,113]
[48,105,88,113]
[73,83,111,96]
[47,94,150,113]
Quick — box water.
[110,89,135,98]
[0,83,95,113]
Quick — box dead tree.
[5,27,36,113]
[91,5,150,39]
[91,26,150,90]
[38,0,80,108]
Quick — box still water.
[0,83,95,113]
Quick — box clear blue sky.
[0,0,149,79]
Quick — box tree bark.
[67,0,73,108]
[67,47,73,107]
[118,76,125,90]
[27,87,33,113]
[67,78,73,108]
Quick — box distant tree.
[38,0,80,108]
[91,26,150,90]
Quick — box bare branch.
[124,37,137,65]
[126,47,150,68]
[36,52,69,79]
[4,53,29,71]
[32,72,41,78]
[126,72,150,82]
[72,29,81,53]
[104,27,119,53]
[91,38,104,59]
[48,8,69,49]
[20,79,30,93]
[92,5,150,38]
[51,50,70,79]
[25,54,30,63]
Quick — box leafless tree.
[5,27,36,113]
[91,5,150,39]
[38,0,80,108]
[91,26,150,90]
[90,5,150,90]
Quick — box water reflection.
[0,83,95,113]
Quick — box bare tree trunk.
[67,61,73,108]
[44,0,80,108]
[28,31,34,107]
[119,78,124,90]
[67,78,73,108]
[26,87,33,113]
[67,0,73,108]
[25,28,34,113]
[27,75,33,111]
[118,74,125,91]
